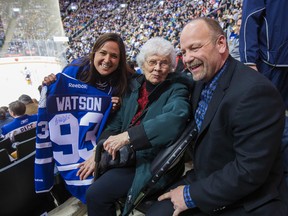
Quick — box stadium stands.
[59,0,243,63]
[1,0,243,64]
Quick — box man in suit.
[147,17,288,215]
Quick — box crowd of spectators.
[61,0,243,63]
[0,0,243,63]
[0,2,9,49]
[0,18,5,48]
[0,0,65,57]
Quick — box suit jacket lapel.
[192,81,204,115]
[199,83,226,134]
[197,56,236,136]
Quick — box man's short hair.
[18,94,33,105]
[8,101,26,116]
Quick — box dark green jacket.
[100,73,191,214]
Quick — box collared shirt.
[184,185,196,208]
[194,61,228,131]
[185,60,228,208]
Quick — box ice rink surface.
[0,56,65,107]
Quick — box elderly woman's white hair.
[136,37,177,72]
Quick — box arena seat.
[0,137,15,154]
[0,136,15,154]
[13,127,36,142]
[16,136,36,159]
[0,151,56,216]
[0,148,13,169]
[51,172,72,206]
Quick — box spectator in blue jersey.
[85,37,191,216]
[0,106,11,118]
[38,33,133,203]
[1,100,37,142]
[239,0,288,110]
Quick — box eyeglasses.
[146,59,170,69]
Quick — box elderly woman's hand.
[42,73,57,86]
[103,131,130,160]
[111,96,121,111]
[76,155,96,180]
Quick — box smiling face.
[180,20,227,82]
[93,41,120,76]
[142,55,171,85]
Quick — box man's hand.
[158,185,188,216]
[249,65,258,72]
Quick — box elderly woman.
[86,37,191,216]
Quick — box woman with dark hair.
[67,33,131,97]
[73,33,134,179]
[44,33,133,102]
[36,33,134,203]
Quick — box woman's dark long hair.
[68,33,132,97]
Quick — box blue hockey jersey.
[1,114,37,141]
[34,73,113,203]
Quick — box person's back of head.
[18,94,33,105]
[0,108,6,120]
[1,106,8,113]
[8,101,26,117]
[0,106,11,118]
